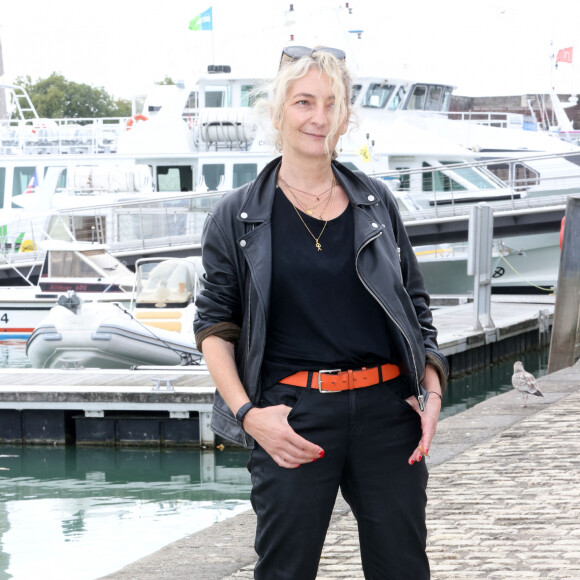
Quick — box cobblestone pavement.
[223,385,580,579]
[102,364,580,579]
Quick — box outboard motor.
[57,291,82,314]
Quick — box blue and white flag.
[189,7,213,31]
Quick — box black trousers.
[248,378,429,580]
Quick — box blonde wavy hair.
[255,48,353,160]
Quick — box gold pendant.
[316,241,322,251]
[307,209,313,215]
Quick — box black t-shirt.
[260,187,395,389]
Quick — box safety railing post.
[467,203,495,330]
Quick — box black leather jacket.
[194,157,448,447]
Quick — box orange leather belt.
[280,363,400,392]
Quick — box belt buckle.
[317,369,342,393]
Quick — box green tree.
[156,76,176,86]
[14,73,132,119]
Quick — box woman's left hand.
[405,364,442,465]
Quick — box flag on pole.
[24,172,38,194]
[556,47,573,64]
[189,7,213,31]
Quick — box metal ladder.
[93,215,105,243]
[0,83,39,120]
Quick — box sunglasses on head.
[279,45,346,68]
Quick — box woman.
[194,46,448,580]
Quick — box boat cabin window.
[363,83,396,108]
[241,85,263,107]
[44,166,67,192]
[233,163,258,188]
[486,162,539,191]
[201,164,225,191]
[83,249,132,276]
[351,84,362,104]
[440,87,452,111]
[407,85,452,112]
[12,167,36,199]
[395,167,410,191]
[406,86,427,110]
[205,85,231,108]
[425,86,453,111]
[387,86,407,110]
[422,162,467,192]
[157,166,193,192]
[186,91,199,109]
[425,86,443,111]
[49,250,102,278]
[440,161,498,189]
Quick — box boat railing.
[59,191,222,250]
[379,150,580,217]
[399,193,569,224]
[444,111,538,131]
[0,117,128,155]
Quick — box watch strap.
[235,402,255,425]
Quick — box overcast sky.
[1,0,578,99]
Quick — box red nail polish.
[417,455,422,462]
[318,450,325,458]
[312,458,318,462]
[410,459,415,465]
[425,449,429,455]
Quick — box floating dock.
[0,295,555,447]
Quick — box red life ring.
[560,217,565,249]
[126,114,149,130]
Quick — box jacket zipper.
[355,231,424,409]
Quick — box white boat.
[0,240,135,338]
[26,256,203,369]
[2,76,572,295]
[2,2,579,293]
[415,231,560,295]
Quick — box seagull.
[511,361,544,407]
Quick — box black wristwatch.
[235,402,255,426]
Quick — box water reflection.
[0,447,252,580]
[0,341,29,370]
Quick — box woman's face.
[278,68,347,162]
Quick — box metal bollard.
[467,203,495,330]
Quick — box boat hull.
[0,293,131,339]
[418,232,560,295]
[26,303,201,369]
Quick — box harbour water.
[0,445,252,580]
[0,340,549,578]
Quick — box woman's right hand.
[243,405,325,468]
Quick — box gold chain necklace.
[278,175,333,201]
[288,178,336,252]
[287,185,330,216]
